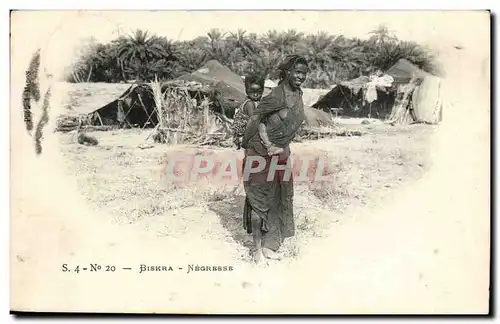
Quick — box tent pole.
[96,112,104,126]
[145,124,160,141]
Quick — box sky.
[10,10,490,83]
[12,10,489,45]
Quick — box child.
[233,74,283,155]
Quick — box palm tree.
[245,49,282,79]
[263,29,303,57]
[227,29,264,75]
[117,29,173,81]
[177,44,209,72]
[280,29,304,54]
[296,32,335,87]
[67,26,438,86]
[299,32,332,69]
[205,28,231,65]
[368,24,397,47]
[244,29,303,79]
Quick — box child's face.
[246,84,264,102]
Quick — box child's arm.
[245,101,256,116]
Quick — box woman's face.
[287,63,308,89]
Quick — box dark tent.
[176,60,247,118]
[385,58,431,85]
[311,59,443,124]
[177,60,246,94]
[311,61,435,120]
[311,83,395,119]
[312,84,362,113]
[87,82,218,128]
[88,84,158,128]
[85,60,335,130]
[86,60,246,127]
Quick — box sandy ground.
[10,43,490,313]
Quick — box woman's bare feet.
[253,249,269,266]
[262,248,282,260]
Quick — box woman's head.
[278,55,309,89]
[244,74,265,102]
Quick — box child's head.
[244,74,265,102]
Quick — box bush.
[66,26,438,89]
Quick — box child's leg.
[258,123,284,156]
[258,123,273,148]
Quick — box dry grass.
[149,79,211,144]
[57,124,435,261]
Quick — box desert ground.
[57,101,436,260]
[10,42,490,314]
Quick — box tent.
[86,60,246,127]
[408,75,444,124]
[176,60,247,118]
[311,80,395,119]
[303,105,335,127]
[85,59,333,130]
[311,59,444,124]
[86,82,216,128]
[88,83,158,127]
[385,59,444,124]
[385,58,431,85]
[179,60,246,94]
[261,83,334,127]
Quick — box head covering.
[277,55,308,84]
[244,73,266,89]
[278,55,308,72]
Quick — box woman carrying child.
[241,55,309,265]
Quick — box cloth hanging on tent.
[375,74,394,88]
[341,76,370,95]
[364,74,395,103]
[365,84,378,103]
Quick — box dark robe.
[241,83,305,251]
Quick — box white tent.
[386,59,445,124]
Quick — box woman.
[241,55,308,265]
